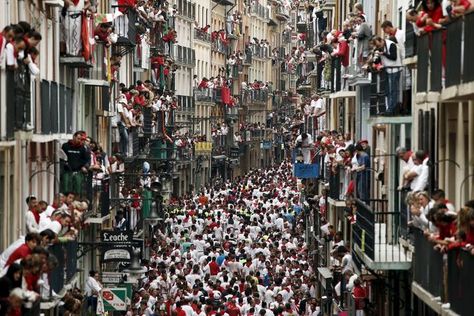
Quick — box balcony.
[415,12,474,101]
[38,80,74,135]
[251,44,269,60]
[172,45,195,67]
[251,4,270,20]
[60,11,94,67]
[275,6,290,21]
[176,95,195,114]
[352,199,412,270]
[193,87,228,104]
[194,28,211,43]
[327,165,350,206]
[412,228,474,315]
[47,241,78,298]
[368,67,411,117]
[4,63,32,140]
[240,89,268,106]
[211,37,229,55]
[211,0,235,6]
[111,5,148,58]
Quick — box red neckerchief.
[31,209,40,224]
[72,0,81,5]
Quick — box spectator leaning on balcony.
[61,131,91,195]
[371,36,402,115]
[381,20,405,60]
[25,196,42,234]
[5,35,26,69]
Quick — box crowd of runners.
[126,162,326,316]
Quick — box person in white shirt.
[5,36,26,69]
[404,150,429,192]
[295,133,313,164]
[25,196,42,234]
[85,270,103,314]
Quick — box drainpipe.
[18,0,25,21]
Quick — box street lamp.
[123,247,147,285]
[148,180,164,227]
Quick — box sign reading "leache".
[100,230,134,263]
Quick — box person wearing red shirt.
[209,257,220,276]
[352,278,367,311]
[4,233,39,268]
[416,0,444,32]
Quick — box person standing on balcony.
[352,144,370,203]
[371,36,402,115]
[403,150,429,192]
[381,20,405,60]
[61,131,91,196]
[354,15,372,69]
[295,133,314,164]
[115,94,131,156]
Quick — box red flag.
[82,13,91,61]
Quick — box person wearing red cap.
[358,139,371,156]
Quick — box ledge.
[403,55,417,66]
[415,92,427,104]
[411,282,460,316]
[440,81,474,102]
[327,197,346,207]
[77,78,109,87]
[366,115,413,125]
[354,243,412,271]
[329,90,356,99]
[31,133,73,143]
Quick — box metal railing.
[173,45,195,66]
[414,12,474,92]
[111,5,138,47]
[5,62,32,139]
[412,226,474,315]
[412,228,444,299]
[251,4,269,20]
[48,241,78,298]
[352,199,410,264]
[369,66,408,116]
[251,44,269,59]
[211,37,229,55]
[328,165,350,201]
[241,89,268,104]
[275,6,290,19]
[194,28,211,42]
[405,21,417,58]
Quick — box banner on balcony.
[293,163,320,179]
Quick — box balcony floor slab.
[367,115,412,125]
[329,90,356,99]
[354,243,412,270]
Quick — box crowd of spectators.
[0,188,98,315]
